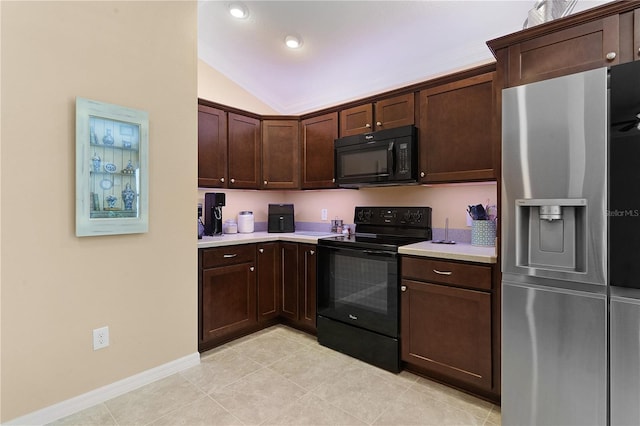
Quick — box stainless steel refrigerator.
[502,60,640,426]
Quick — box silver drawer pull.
[348,314,358,320]
[401,285,407,292]
[223,254,237,258]
[250,266,255,272]
[258,248,264,253]
[309,250,315,255]
[433,269,452,276]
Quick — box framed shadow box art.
[76,97,149,236]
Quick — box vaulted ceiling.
[198,1,610,114]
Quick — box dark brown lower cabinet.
[199,245,257,351]
[400,256,497,401]
[280,242,317,332]
[199,242,317,352]
[298,244,317,331]
[257,242,281,322]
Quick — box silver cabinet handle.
[348,314,358,320]
[401,285,407,292]
[223,254,237,258]
[365,123,371,128]
[264,180,268,185]
[332,178,335,183]
[606,51,617,61]
[433,269,452,276]
[220,177,225,183]
[230,178,235,184]
[420,171,425,178]
[309,250,315,255]
[376,121,382,126]
[250,266,255,272]
[258,248,264,253]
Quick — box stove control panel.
[354,206,432,227]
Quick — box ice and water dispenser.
[515,198,587,273]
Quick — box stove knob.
[403,211,411,222]
[357,210,365,221]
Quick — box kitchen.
[2,1,638,425]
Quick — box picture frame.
[75,97,149,236]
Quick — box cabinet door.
[280,242,299,321]
[374,93,414,130]
[298,244,317,330]
[262,120,300,189]
[401,279,492,390]
[419,72,496,183]
[201,262,257,345]
[228,112,261,189]
[301,112,338,189]
[257,242,280,322]
[339,103,373,137]
[198,104,227,188]
[507,15,620,87]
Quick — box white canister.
[237,211,254,233]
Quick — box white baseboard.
[6,352,200,426]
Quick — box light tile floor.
[50,325,501,426]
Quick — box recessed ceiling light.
[285,35,303,49]
[229,2,249,19]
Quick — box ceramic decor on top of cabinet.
[339,93,414,137]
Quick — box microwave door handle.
[387,141,395,174]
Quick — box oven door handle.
[362,249,396,256]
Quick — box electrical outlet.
[93,326,109,350]
[321,208,328,221]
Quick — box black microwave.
[334,125,418,188]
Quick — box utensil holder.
[472,220,496,246]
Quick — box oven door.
[317,244,399,337]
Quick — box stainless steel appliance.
[501,61,640,425]
[334,125,418,188]
[268,204,294,233]
[317,206,432,372]
[204,192,225,236]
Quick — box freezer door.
[502,280,607,426]
[610,290,640,426]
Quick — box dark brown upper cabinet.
[339,93,414,137]
[301,112,338,189]
[419,71,497,183]
[261,120,300,189]
[198,104,227,188]
[487,1,640,88]
[228,112,261,189]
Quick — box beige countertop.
[199,233,498,264]
[398,241,497,264]
[197,231,334,248]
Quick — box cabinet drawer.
[201,244,256,269]
[402,257,492,291]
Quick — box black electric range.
[318,206,433,251]
[316,206,432,373]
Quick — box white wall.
[1,2,197,421]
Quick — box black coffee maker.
[204,193,226,236]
